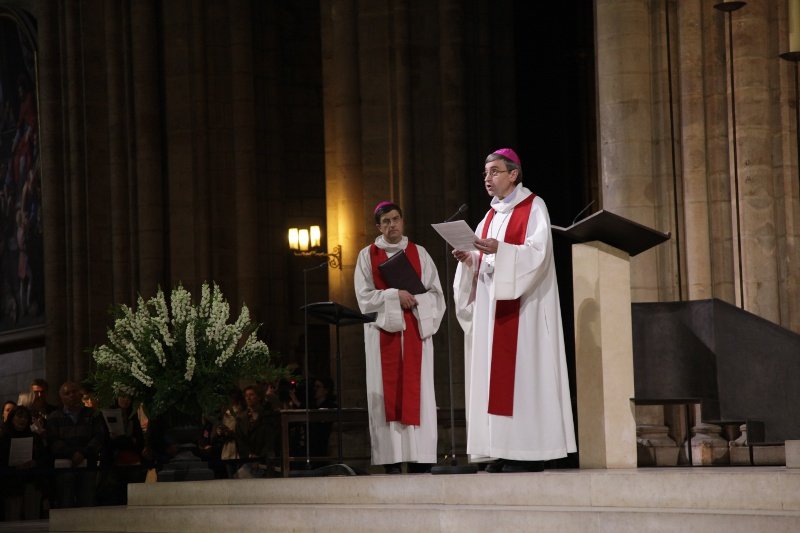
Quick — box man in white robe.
[453,148,576,472]
[354,201,445,473]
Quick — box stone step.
[49,467,800,533]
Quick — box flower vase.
[156,410,214,482]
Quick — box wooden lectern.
[553,210,670,468]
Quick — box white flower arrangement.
[91,282,278,420]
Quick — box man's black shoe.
[501,460,544,473]
[384,463,402,474]
[484,459,507,473]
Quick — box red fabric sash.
[369,243,424,426]
[479,193,535,416]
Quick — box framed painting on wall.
[0,7,44,350]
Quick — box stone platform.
[49,467,800,532]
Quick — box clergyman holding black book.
[354,201,445,474]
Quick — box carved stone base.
[690,422,729,465]
[636,424,679,467]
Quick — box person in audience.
[79,383,98,410]
[19,378,58,414]
[0,406,47,520]
[2,400,15,424]
[47,381,106,508]
[233,385,276,478]
[98,395,145,504]
[20,378,57,437]
[262,381,284,412]
[306,377,338,468]
[214,388,243,477]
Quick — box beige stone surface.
[49,469,800,532]
[787,441,800,468]
[573,242,637,469]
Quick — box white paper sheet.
[8,436,33,467]
[54,458,87,469]
[101,408,125,438]
[431,220,477,251]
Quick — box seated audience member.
[0,406,47,520]
[79,384,99,410]
[211,389,243,478]
[233,386,276,478]
[19,378,58,414]
[2,400,15,424]
[262,381,283,412]
[307,377,338,465]
[98,395,145,505]
[47,381,106,508]
[107,396,144,465]
[20,379,57,437]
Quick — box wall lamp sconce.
[288,225,342,270]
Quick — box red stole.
[369,243,424,426]
[479,193,535,416]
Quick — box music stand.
[297,301,374,476]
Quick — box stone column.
[321,0,366,406]
[230,0,260,312]
[39,0,70,388]
[130,0,167,295]
[594,0,675,302]
[678,0,714,301]
[726,2,780,320]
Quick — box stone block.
[691,442,729,465]
[638,443,680,467]
[786,440,800,468]
[753,445,785,466]
[729,446,751,466]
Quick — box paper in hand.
[102,408,125,438]
[8,437,33,467]
[431,220,477,251]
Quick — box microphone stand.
[431,209,477,475]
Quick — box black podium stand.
[551,209,670,256]
[298,301,374,476]
[552,209,670,468]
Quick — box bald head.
[59,381,83,410]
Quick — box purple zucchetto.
[373,200,394,214]
[492,148,521,167]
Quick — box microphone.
[444,204,468,222]
[571,200,595,225]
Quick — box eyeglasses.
[379,214,402,226]
[482,169,510,179]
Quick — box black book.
[378,250,426,294]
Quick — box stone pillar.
[595,0,675,303]
[230,0,260,312]
[321,0,366,406]
[130,0,167,296]
[573,241,637,469]
[726,2,780,320]
[678,0,715,301]
[39,0,70,388]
